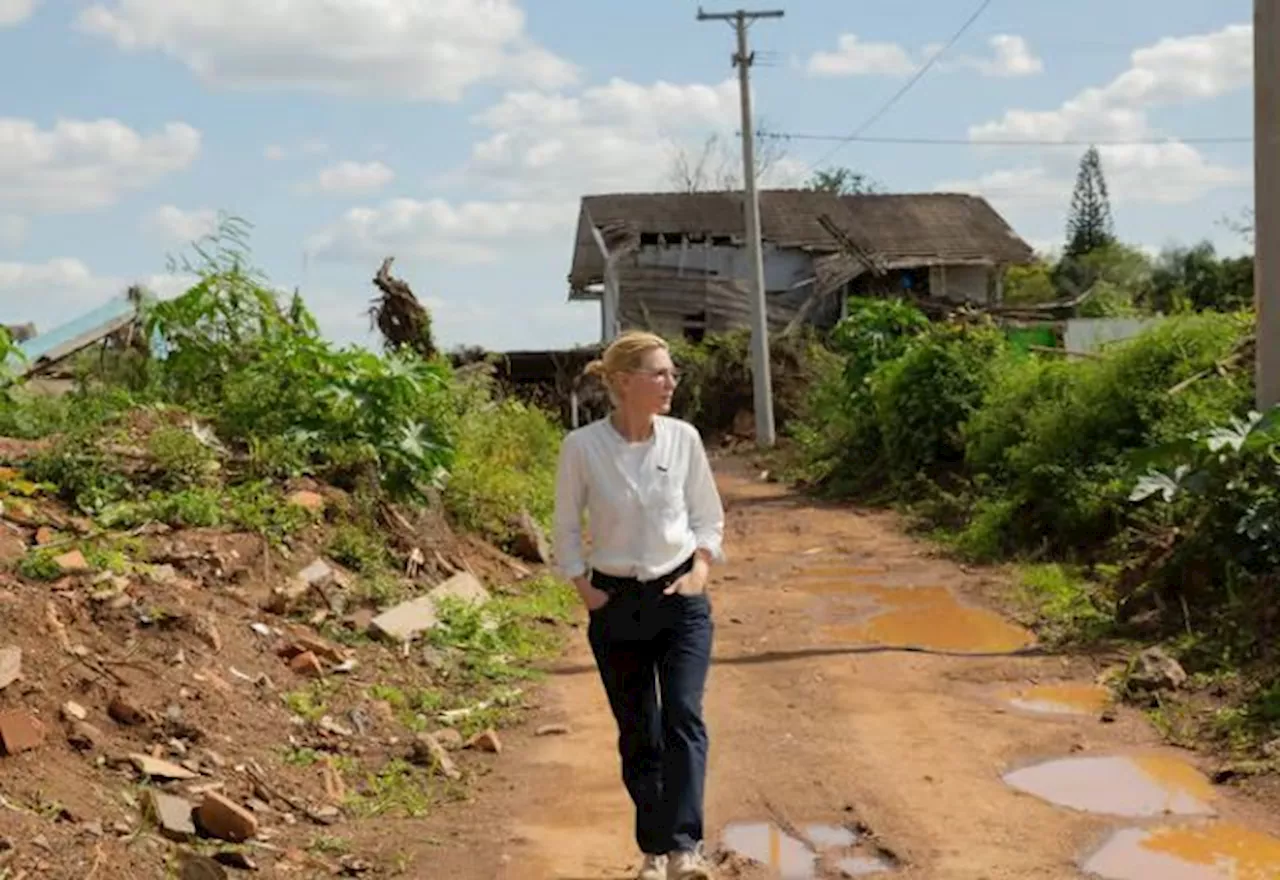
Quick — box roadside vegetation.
[0,221,572,877]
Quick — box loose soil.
[404,459,1280,880]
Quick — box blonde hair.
[584,330,669,401]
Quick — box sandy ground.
[408,461,1280,880]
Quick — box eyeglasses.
[629,368,682,385]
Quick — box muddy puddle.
[816,585,1034,654]
[1004,683,1112,716]
[1003,754,1217,817]
[1082,822,1280,879]
[720,821,894,878]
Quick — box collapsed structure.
[566,189,1036,342]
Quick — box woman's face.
[618,346,678,416]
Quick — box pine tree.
[1065,146,1116,257]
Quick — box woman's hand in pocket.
[574,576,610,611]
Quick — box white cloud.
[971,24,1251,143]
[807,34,916,77]
[954,35,1043,78]
[78,0,578,101]
[0,0,35,27]
[144,205,219,243]
[464,77,751,200]
[0,215,25,249]
[0,117,201,214]
[809,33,1041,79]
[949,24,1253,223]
[264,139,328,161]
[306,197,574,264]
[311,160,395,196]
[0,258,194,331]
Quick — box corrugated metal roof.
[568,189,1035,290]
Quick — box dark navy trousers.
[588,556,714,855]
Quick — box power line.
[805,0,994,171]
[759,131,1253,147]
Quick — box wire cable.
[761,132,1251,147]
[805,0,994,171]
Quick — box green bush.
[872,320,1011,486]
[440,370,562,545]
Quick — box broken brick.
[288,651,324,678]
[0,709,45,755]
[53,549,90,574]
[195,792,259,843]
[464,728,502,754]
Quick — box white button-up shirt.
[553,416,725,581]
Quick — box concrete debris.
[370,572,490,642]
[130,753,198,780]
[146,790,196,841]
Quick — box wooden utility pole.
[1258,0,1280,409]
[697,6,784,447]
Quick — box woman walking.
[553,330,725,880]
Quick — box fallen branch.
[245,762,337,827]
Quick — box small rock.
[465,728,502,754]
[1127,647,1188,694]
[108,693,151,726]
[0,646,20,690]
[286,490,326,512]
[411,732,462,781]
[298,559,335,587]
[146,564,179,585]
[288,651,324,678]
[1263,738,1280,760]
[61,701,88,722]
[179,854,228,880]
[0,709,45,755]
[190,614,223,653]
[318,715,355,738]
[509,511,551,565]
[293,634,346,663]
[195,792,259,843]
[213,851,257,871]
[535,724,570,737]
[433,728,464,750]
[53,549,90,574]
[146,790,196,841]
[130,753,198,780]
[66,720,104,751]
[338,855,374,875]
[34,526,57,546]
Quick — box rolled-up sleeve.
[553,434,589,580]
[685,430,725,563]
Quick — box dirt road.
[416,462,1280,879]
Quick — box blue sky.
[0,0,1256,351]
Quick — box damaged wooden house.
[567,189,1036,341]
